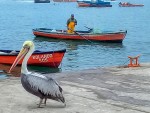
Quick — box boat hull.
[34,0,50,3]
[0,49,66,67]
[77,1,112,7]
[78,3,112,7]
[119,3,144,7]
[119,5,144,7]
[33,28,127,43]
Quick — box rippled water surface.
[0,0,150,73]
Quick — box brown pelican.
[9,41,65,108]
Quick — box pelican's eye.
[23,45,30,50]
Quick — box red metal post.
[128,55,140,67]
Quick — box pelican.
[9,41,65,108]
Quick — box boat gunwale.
[33,29,127,36]
[0,49,66,56]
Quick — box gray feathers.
[21,73,65,103]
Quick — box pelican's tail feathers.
[60,96,65,103]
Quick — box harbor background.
[0,0,149,73]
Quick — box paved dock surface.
[0,63,150,113]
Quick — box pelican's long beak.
[8,47,29,73]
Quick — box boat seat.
[0,52,8,55]
[0,50,18,55]
[51,29,57,32]
[9,50,18,55]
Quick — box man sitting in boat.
[67,14,77,34]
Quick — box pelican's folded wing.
[26,74,63,98]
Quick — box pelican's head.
[22,41,34,49]
[9,41,35,73]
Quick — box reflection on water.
[33,36,124,49]
[0,64,61,77]
[0,64,21,77]
[28,66,61,74]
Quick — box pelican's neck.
[21,48,34,74]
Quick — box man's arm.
[67,19,70,26]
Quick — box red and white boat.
[0,49,66,67]
[33,28,127,43]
